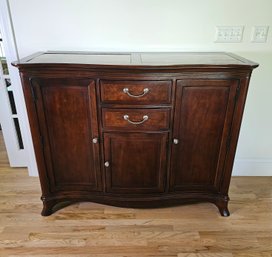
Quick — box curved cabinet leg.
[214,197,230,217]
[41,197,57,216]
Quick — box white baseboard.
[233,159,272,176]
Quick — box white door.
[0,30,29,167]
[0,0,38,175]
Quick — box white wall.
[9,0,272,175]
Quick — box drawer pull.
[92,138,98,144]
[173,139,179,145]
[123,114,149,125]
[123,88,149,98]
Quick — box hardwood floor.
[0,131,272,257]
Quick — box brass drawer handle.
[123,114,149,125]
[123,88,149,98]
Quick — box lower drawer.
[102,108,170,131]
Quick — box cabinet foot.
[41,198,57,216]
[214,197,230,217]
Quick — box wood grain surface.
[0,132,271,257]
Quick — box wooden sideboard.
[13,52,258,216]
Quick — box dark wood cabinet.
[13,52,258,217]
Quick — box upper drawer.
[100,80,172,104]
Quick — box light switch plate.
[215,26,244,43]
[251,26,269,43]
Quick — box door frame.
[0,0,38,176]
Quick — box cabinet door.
[104,133,168,194]
[170,80,239,192]
[31,78,102,192]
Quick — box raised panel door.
[31,78,102,192]
[104,132,168,194]
[170,79,239,192]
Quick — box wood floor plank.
[177,254,233,257]
[0,132,272,257]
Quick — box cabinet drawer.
[102,108,170,131]
[100,80,172,104]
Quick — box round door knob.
[104,161,110,167]
[92,138,98,144]
[173,139,179,145]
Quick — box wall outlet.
[251,26,269,43]
[215,26,244,43]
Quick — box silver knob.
[92,138,98,144]
[104,161,110,167]
[173,139,179,145]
